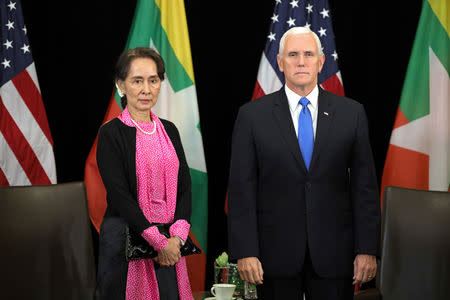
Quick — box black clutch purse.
[125,223,201,262]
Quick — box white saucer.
[204,297,236,300]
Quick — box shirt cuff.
[169,219,191,242]
[141,226,168,252]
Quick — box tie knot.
[299,97,310,107]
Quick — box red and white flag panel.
[0,0,56,186]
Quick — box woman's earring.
[115,83,124,98]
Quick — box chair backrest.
[379,186,450,300]
[0,182,96,299]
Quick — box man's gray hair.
[279,27,323,56]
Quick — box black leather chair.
[355,186,450,300]
[0,182,97,299]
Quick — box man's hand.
[237,257,264,285]
[157,237,181,266]
[353,254,377,285]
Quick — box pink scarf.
[119,108,193,300]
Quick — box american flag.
[252,0,344,99]
[0,0,56,185]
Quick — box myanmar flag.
[84,0,208,291]
[381,0,449,202]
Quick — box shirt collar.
[285,84,319,112]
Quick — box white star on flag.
[5,20,14,30]
[287,17,296,27]
[21,44,30,53]
[22,26,27,34]
[7,1,16,11]
[251,0,345,106]
[271,14,279,23]
[276,0,282,4]
[332,50,338,60]
[320,8,330,18]
[3,39,13,49]
[1,58,11,69]
[318,27,327,36]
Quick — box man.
[228,27,380,300]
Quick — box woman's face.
[117,57,161,116]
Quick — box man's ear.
[318,54,325,72]
[277,54,284,72]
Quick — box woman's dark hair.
[114,47,165,109]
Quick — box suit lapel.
[272,88,308,172]
[309,88,335,171]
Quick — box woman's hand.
[157,237,181,266]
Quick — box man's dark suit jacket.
[228,87,381,279]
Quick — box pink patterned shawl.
[118,107,193,300]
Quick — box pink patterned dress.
[118,108,193,300]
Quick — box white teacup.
[210,283,236,300]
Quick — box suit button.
[305,182,311,190]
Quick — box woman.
[97,47,193,300]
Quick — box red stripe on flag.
[251,80,266,100]
[11,70,54,145]
[0,168,9,185]
[224,189,229,214]
[102,93,123,124]
[186,232,207,293]
[0,96,51,185]
[321,74,345,96]
[85,137,106,232]
[380,145,429,206]
[85,93,122,231]
[392,108,409,129]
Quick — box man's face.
[277,33,325,93]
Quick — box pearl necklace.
[130,118,156,135]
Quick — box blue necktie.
[298,97,314,170]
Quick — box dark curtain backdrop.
[21,0,422,289]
